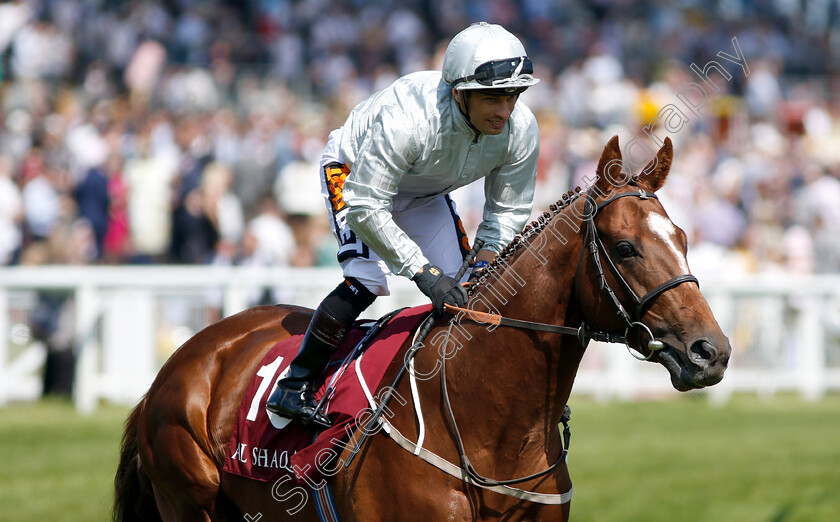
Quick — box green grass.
[0,399,128,522]
[566,394,840,521]
[0,395,838,521]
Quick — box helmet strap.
[453,89,481,140]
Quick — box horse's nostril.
[689,340,716,364]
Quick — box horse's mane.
[468,176,641,295]
[467,187,584,295]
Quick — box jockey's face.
[454,90,519,135]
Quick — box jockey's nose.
[492,96,515,120]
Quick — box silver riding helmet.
[442,22,540,94]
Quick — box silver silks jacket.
[339,71,540,279]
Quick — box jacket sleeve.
[342,107,428,278]
[475,114,540,253]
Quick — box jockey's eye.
[615,241,637,258]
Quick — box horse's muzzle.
[655,336,730,391]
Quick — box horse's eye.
[616,241,636,258]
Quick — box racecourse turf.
[0,395,838,521]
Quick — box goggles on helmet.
[451,56,534,88]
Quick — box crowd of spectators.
[1,0,839,285]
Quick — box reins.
[425,188,699,498]
[442,304,628,345]
[345,187,700,504]
[439,320,572,488]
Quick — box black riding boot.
[265,307,350,428]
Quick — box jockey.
[266,22,541,428]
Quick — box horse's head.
[576,136,730,391]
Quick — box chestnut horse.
[114,136,730,521]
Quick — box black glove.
[412,264,468,316]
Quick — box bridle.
[445,187,698,360]
[574,188,699,359]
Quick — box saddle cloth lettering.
[223,305,430,484]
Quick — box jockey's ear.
[593,135,628,197]
[639,137,673,193]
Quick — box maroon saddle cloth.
[223,305,430,485]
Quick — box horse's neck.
[443,227,586,462]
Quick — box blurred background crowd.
[1,0,839,283]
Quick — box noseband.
[574,188,699,359]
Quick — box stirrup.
[304,408,332,429]
[266,383,332,429]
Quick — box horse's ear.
[593,135,627,195]
[638,137,673,192]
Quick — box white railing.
[0,266,838,412]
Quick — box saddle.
[223,305,430,485]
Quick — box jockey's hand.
[413,264,468,316]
